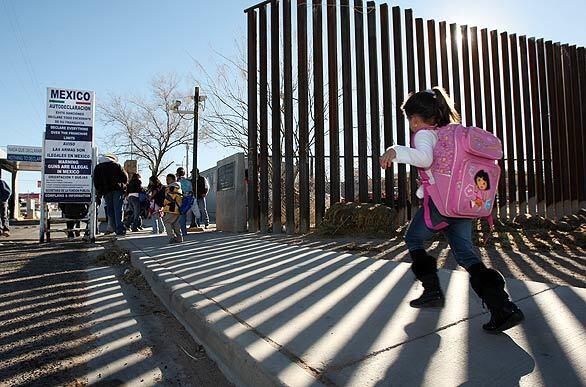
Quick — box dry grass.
[316,202,399,237]
[94,243,131,266]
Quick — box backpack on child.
[167,192,194,215]
[415,124,502,230]
[179,195,194,215]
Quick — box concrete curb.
[123,240,325,387]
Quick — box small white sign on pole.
[7,145,43,163]
[43,87,95,203]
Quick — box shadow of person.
[461,330,535,387]
[381,316,442,386]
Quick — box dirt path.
[0,229,232,386]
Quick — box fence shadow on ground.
[260,230,586,288]
[128,231,586,386]
[0,243,183,386]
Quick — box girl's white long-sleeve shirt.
[389,129,438,198]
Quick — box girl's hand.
[380,148,396,169]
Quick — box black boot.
[468,263,524,333]
[409,249,445,308]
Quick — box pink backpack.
[414,124,502,230]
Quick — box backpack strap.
[485,213,494,229]
[410,127,450,231]
[421,185,450,231]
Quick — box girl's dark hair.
[401,86,461,126]
[474,170,491,190]
[148,175,162,189]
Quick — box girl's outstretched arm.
[380,130,437,169]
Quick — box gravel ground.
[0,227,232,387]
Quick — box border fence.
[244,0,586,234]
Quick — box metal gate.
[245,0,586,234]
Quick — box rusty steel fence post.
[439,22,450,94]
[555,43,570,217]
[540,40,555,219]
[490,30,507,219]
[528,37,546,217]
[283,0,295,233]
[427,20,438,87]
[480,28,496,220]
[501,32,517,219]
[566,45,580,212]
[519,36,537,215]
[570,46,584,209]
[312,0,325,225]
[327,0,340,206]
[341,0,355,202]
[247,9,259,232]
[577,47,586,208]
[510,34,528,215]
[392,6,407,222]
[415,18,426,90]
[380,4,394,206]
[405,9,417,219]
[450,23,462,113]
[481,29,493,134]
[470,27,482,128]
[354,0,368,203]
[259,5,269,233]
[461,25,473,127]
[270,0,282,233]
[546,41,562,219]
[367,1,382,203]
[298,0,310,233]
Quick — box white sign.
[7,145,42,163]
[43,87,95,203]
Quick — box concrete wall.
[199,166,217,223]
[215,153,247,232]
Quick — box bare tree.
[99,74,194,177]
[191,38,333,158]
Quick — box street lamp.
[171,86,206,196]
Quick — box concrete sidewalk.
[120,231,586,387]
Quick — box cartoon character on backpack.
[471,170,491,210]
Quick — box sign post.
[40,87,96,242]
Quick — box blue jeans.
[151,210,164,234]
[127,196,141,230]
[179,193,193,236]
[104,190,125,234]
[196,197,209,226]
[179,212,191,236]
[404,199,481,269]
[0,201,8,229]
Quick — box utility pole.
[192,86,199,196]
[185,142,189,177]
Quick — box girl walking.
[147,176,165,234]
[380,87,524,333]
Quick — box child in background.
[163,174,183,244]
[379,87,524,333]
[147,176,166,234]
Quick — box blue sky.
[1,0,585,193]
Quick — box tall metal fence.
[245,0,586,234]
